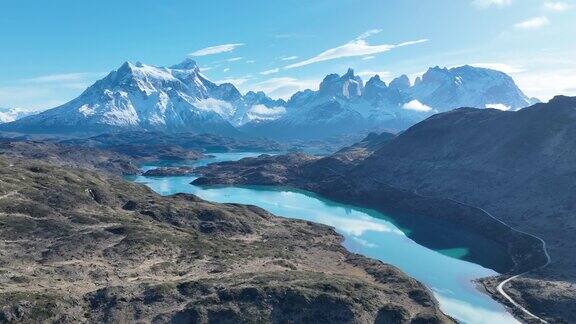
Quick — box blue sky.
[0,0,574,110]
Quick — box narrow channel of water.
[129,153,519,324]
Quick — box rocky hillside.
[194,96,576,323]
[0,139,139,175]
[0,155,452,323]
[62,131,283,154]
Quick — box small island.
[142,166,195,176]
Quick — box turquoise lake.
[129,152,519,324]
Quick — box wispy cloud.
[280,56,299,61]
[356,29,382,40]
[22,72,101,83]
[189,43,244,57]
[214,77,250,87]
[515,67,576,100]
[226,57,243,62]
[470,62,525,73]
[248,77,320,99]
[362,56,376,60]
[514,16,550,30]
[543,1,572,11]
[357,70,392,80]
[472,0,512,8]
[285,39,428,69]
[259,68,280,75]
[223,67,230,73]
[0,71,104,110]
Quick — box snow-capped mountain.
[0,107,38,123]
[242,65,534,140]
[1,59,284,134]
[241,69,369,139]
[406,65,535,111]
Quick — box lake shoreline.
[190,153,550,323]
[134,154,524,323]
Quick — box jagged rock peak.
[343,68,356,78]
[170,58,200,71]
[366,75,387,88]
[389,74,411,90]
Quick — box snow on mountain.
[408,65,532,111]
[1,59,284,134]
[0,108,38,123]
[242,65,533,140]
[2,61,532,139]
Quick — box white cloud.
[356,29,382,40]
[472,0,512,8]
[199,67,212,72]
[357,70,392,80]
[514,68,576,101]
[214,77,250,87]
[544,1,572,11]
[362,56,376,60]
[22,72,100,83]
[248,77,320,100]
[259,68,280,75]
[223,68,230,73]
[285,39,428,69]
[514,16,550,30]
[246,60,256,64]
[470,63,525,74]
[195,98,235,118]
[226,57,243,62]
[485,103,511,111]
[280,56,299,61]
[402,100,433,112]
[0,71,105,110]
[188,43,244,57]
[245,104,286,122]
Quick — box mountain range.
[1,59,535,139]
[244,65,538,139]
